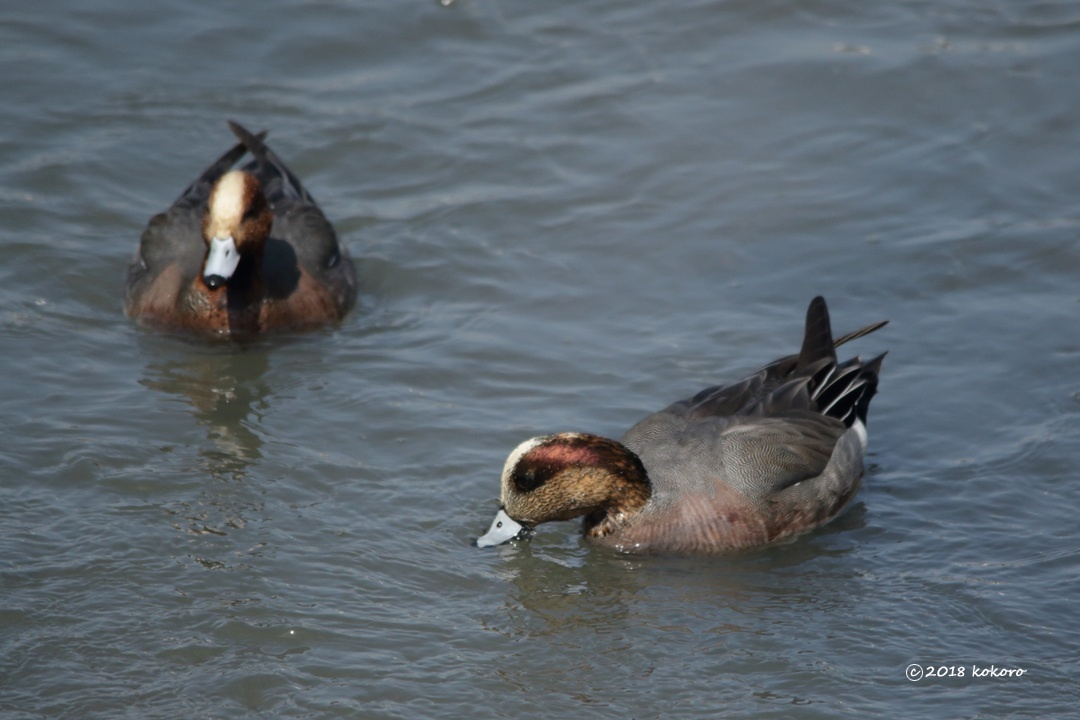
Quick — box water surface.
[2,1,1079,718]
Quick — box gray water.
[2,1,1078,718]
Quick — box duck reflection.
[487,542,648,638]
[484,519,865,645]
[139,342,271,479]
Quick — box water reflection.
[485,524,867,645]
[484,542,645,640]
[481,533,870,710]
[138,339,272,480]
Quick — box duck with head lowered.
[477,296,887,554]
[125,120,356,337]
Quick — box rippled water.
[2,1,1079,718]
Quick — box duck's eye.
[513,466,545,493]
[495,521,503,529]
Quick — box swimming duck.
[477,296,887,554]
[125,121,356,336]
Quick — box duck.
[124,120,357,336]
[476,296,887,554]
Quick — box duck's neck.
[223,253,267,332]
[567,436,652,539]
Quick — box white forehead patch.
[500,436,546,499]
[209,171,248,225]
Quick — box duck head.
[201,170,272,289]
[476,432,651,547]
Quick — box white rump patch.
[851,418,868,449]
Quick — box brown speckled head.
[498,433,652,533]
